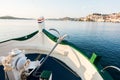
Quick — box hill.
[0,16,33,20]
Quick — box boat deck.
[0,53,81,80]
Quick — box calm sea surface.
[0,20,120,80]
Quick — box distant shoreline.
[0,16,34,20]
[1,12,120,23]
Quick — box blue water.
[45,21,120,80]
[0,20,120,80]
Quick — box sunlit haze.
[0,0,120,18]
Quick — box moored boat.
[0,17,117,80]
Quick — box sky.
[0,0,120,18]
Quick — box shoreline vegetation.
[0,12,120,23]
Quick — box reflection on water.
[0,20,120,79]
[0,19,38,42]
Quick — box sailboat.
[0,17,115,80]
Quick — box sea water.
[0,19,120,80]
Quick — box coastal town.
[59,12,120,23]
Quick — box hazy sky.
[0,0,120,18]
